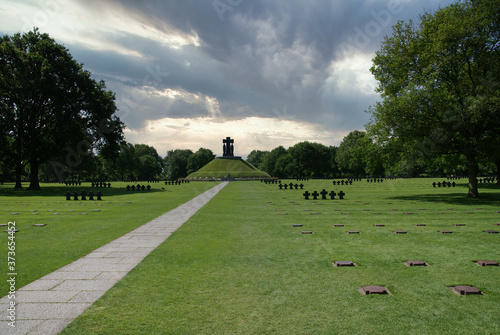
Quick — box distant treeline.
[3,129,495,184]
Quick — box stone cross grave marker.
[320,189,328,200]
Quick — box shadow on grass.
[0,183,166,198]
[389,191,500,205]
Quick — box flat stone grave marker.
[359,286,391,295]
[333,224,344,227]
[310,212,319,215]
[347,230,360,234]
[374,224,385,227]
[440,230,453,234]
[301,231,313,234]
[415,224,426,226]
[476,260,498,266]
[484,230,499,234]
[292,224,304,227]
[394,230,407,234]
[333,261,356,267]
[454,224,466,226]
[450,285,482,296]
[33,224,46,227]
[405,260,428,267]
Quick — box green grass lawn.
[60,178,500,334]
[0,181,219,297]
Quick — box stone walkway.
[0,182,228,335]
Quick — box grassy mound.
[187,158,270,179]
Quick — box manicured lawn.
[0,181,219,297]
[61,179,500,334]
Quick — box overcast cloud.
[0,0,456,156]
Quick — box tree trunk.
[28,158,41,190]
[466,153,479,198]
[496,158,500,185]
[14,159,23,189]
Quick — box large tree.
[368,0,500,197]
[246,150,268,170]
[0,29,124,190]
[336,131,369,178]
[164,149,193,180]
[260,146,288,177]
[187,148,215,175]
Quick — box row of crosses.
[303,190,345,200]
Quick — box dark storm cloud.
[67,0,456,131]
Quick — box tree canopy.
[0,29,124,189]
[368,0,500,197]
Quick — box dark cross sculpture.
[320,189,328,200]
[289,183,294,189]
[338,191,345,200]
[303,191,310,200]
[222,137,234,157]
[311,191,319,200]
[329,191,336,200]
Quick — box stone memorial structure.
[223,136,234,157]
[216,136,241,160]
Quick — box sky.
[0,0,457,158]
